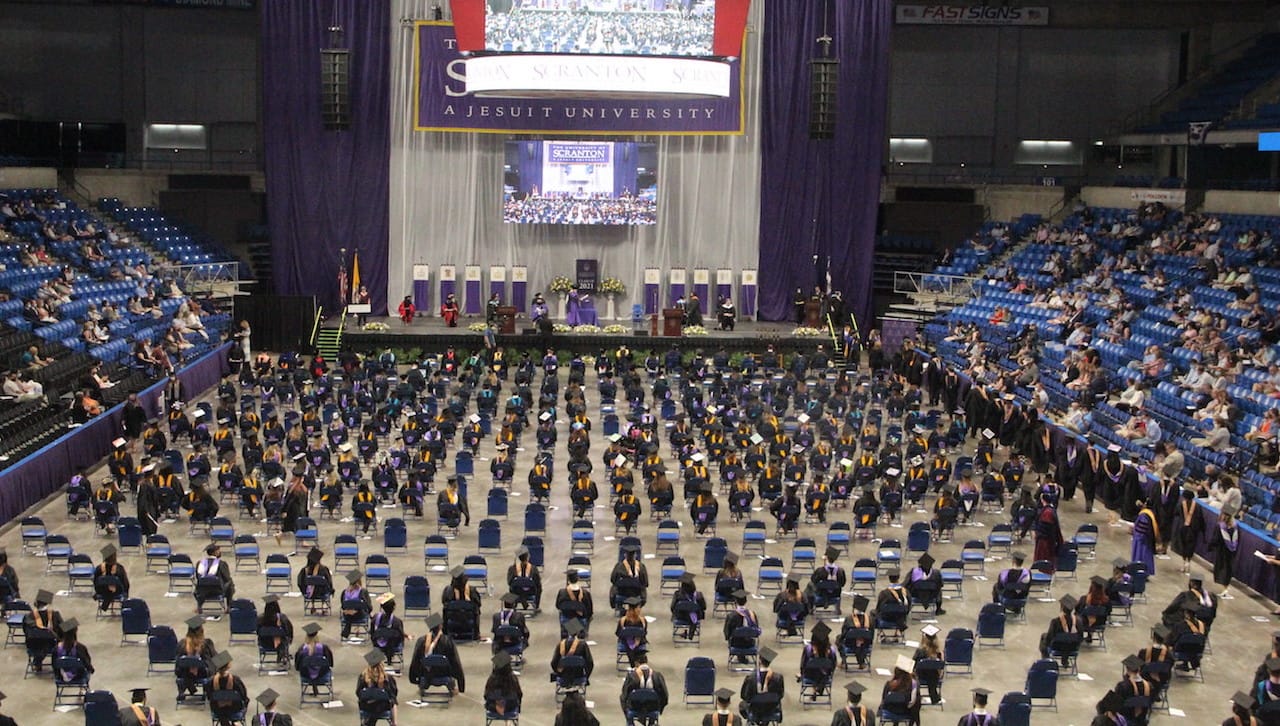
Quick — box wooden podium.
[496,306,517,335]
[804,300,822,328]
[662,308,685,337]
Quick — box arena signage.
[1129,189,1186,205]
[896,5,1049,26]
[465,55,732,99]
[414,22,744,135]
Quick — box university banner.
[895,5,1049,26]
[414,22,745,135]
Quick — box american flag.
[338,263,349,307]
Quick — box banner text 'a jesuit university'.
[414,22,745,135]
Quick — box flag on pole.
[338,259,349,307]
[350,251,361,304]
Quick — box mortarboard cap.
[811,621,831,640]
[839,458,853,469]
[205,543,220,555]
[1059,594,1077,610]
[921,624,940,638]
[1267,657,1280,673]
[825,546,841,561]
[35,589,53,606]
[845,681,867,697]
[1122,655,1143,672]
[791,445,805,454]
[758,646,777,664]
[732,589,748,600]
[1090,575,1109,587]
[185,616,205,631]
[894,655,915,674]
[564,619,585,637]
[750,433,764,445]
[302,622,322,636]
[516,545,530,558]
[263,594,280,605]
[954,408,965,415]
[1099,690,1125,714]
[501,592,518,607]
[492,651,512,669]
[339,443,353,452]
[211,651,233,670]
[884,467,901,477]
[377,592,395,606]
[539,411,552,422]
[346,570,363,584]
[1111,558,1129,569]
[724,551,739,565]
[852,595,869,612]
[716,687,734,702]
[112,438,126,448]
[786,571,802,585]
[100,544,117,559]
[192,409,206,419]
[609,433,623,444]
[1011,551,1028,562]
[364,650,386,668]
[910,456,924,467]
[613,455,627,468]
[918,553,935,570]
[292,453,306,461]
[1234,691,1258,711]
[425,614,443,630]
[469,414,480,424]
[624,596,643,607]
[981,428,995,440]
[257,688,279,707]
[450,565,466,579]
[971,687,992,696]
[128,688,147,702]
[1107,443,1122,453]
[680,573,696,586]
[1188,575,1203,586]
[797,414,810,424]
[1153,624,1171,641]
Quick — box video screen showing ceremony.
[7,1,1280,726]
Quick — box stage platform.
[336,316,833,356]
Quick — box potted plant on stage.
[549,276,574,320]
[599,277,626,321]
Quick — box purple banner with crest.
[414,22,744,135]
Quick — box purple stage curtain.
[262,0,391,316]
[757,0,890,325]
[0,344,230,528]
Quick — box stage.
[335,315,834,356]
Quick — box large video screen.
[485,0,716,57]
[503,140,658,225]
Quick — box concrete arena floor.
[0,356,1270,726]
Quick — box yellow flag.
[350,251,361,303]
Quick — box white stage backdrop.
[388,0,762,319]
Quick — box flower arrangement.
[572,324,602,334]
[467,322,489,332]
[362,321,389,331]
[793,326,825,337]
[602,324,628,335]
[684,325,708,336]
[599,277,626,295]
[549,276,575,294]
[552,323,573,333]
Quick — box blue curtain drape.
[614,142,639,198]
[520,141,544,196]
[758,0,891,326]
[262,0,391,315]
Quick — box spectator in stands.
[1116,409,1162,448]
[1209,476,1242,516]
[152,342,174,375]
[20,345,50,370]
[3,371,44,403]
[163,278,183,299]
[86,362,115,393]
[133,339,158,372]
[1062,401,1092,434]
[1155,442,1185,481]
[165,322,194,354]
[176,303,209,341]
[1246,408,1280,445]
[82,320,109,346]
[1113,380,1146,414]
[1191,416,1232,453]
[73,389,102,421]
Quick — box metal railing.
[893,271,984,302]
[168,261,244,297]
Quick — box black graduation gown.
[1054,440,1085,501]
[408,630,466,693]
[1170,499,1205,559]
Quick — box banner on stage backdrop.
[412,264,431,313]
[464,265,483,315]
[576,259,599,293]
[511,266,528,314]
[413,22,745,135]
[896,5,1049,25]
[643,268,661,316]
